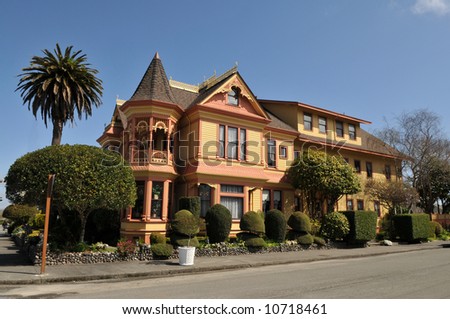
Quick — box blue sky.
[1,0,450,208]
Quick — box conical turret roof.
[129,52,177,104]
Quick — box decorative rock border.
[11,233,333,266]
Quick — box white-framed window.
[218,125,247,160]
[319,116,327,134]
[304,113,312,131]
[220,184,244,219]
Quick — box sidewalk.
[0,229,446,285]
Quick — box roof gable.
[196,71,269,119]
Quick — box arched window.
[227,87,240,106]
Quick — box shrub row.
[392,213,430,243]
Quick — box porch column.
[162,180,169,220]
[144,179,152,221]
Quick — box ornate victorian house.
[97,53,402,243]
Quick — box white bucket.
[178,246,196,266]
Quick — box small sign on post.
[41,174,55,275]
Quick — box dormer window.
[227,87,240,106]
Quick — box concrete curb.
[0,243,442,285]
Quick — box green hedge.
[205,204,232,243]
[265,209,287,242]
[342,210,378,244]
[392,213,431,243]
[287,211,311,234]
[151,243,174,259]
[240,211,265,236]
[150,232,167,244]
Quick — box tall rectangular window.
[262,189,271,214]
[366,162,373,178]
[132,181,145,219]
[304,113,312,131]
[385,165,391,180]
[151,181,163,219]
[357,199,364,210]
[336,121,344,137]
[240,128,246,161]
[267,139,276,167]
[346,199,354,211]
[199,184,211,217]
[218,125,246,160]
[227,127,238,159]
[274,190,282,211]
[374,201,381,217]
[354,160,361,173]
[220,184,244,219]
[218,125,225,158]
[349,124,356,140]
[319,117,327,134]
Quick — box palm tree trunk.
[52,120,63,145]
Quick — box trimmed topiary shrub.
[313,236,327,246]
[342,210,378,244]
[205,204,232,243]
[171,210,200,237]
[392,213,430,243]
[236,231,258,242]
[178,197,201,218]
[150,232,167,244]
[170,233,200,247]
[3,204,39,225]
[244,237,267,248]
[287,211,311,234]
[240,211,265,236]
[320,212,350,240]
[297,233,314,246]
[151,243,174,259]
[430,221,443,237]
[265,209,287,242]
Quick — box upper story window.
[304,113,312,131]
[349,124,356,140]
[227,87,240,106]
[336,121,344,137]
[354,159,361,173]
[279,145,287,159]
[366,162,373,178]
[267,139,276,168]
[385,165,392,180]
[319,117,327,134]
[218,125,246,160]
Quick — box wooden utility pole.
[41,174,55,275]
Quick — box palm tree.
[16,43,103,145]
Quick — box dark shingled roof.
[129,52,177,104]
[264,109,298,134]
[171,86,198,110]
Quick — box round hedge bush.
[244,237,267,248]
[240,211,265,236]
[288,211,311,234]
[297,233,314,245]
[150,232,167,244]
[205,204,232,243]
[151,243,174,259]
[265,209,287,242]
[430,221,443,237]
[171,210,199,237]
[320,212,350,240]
